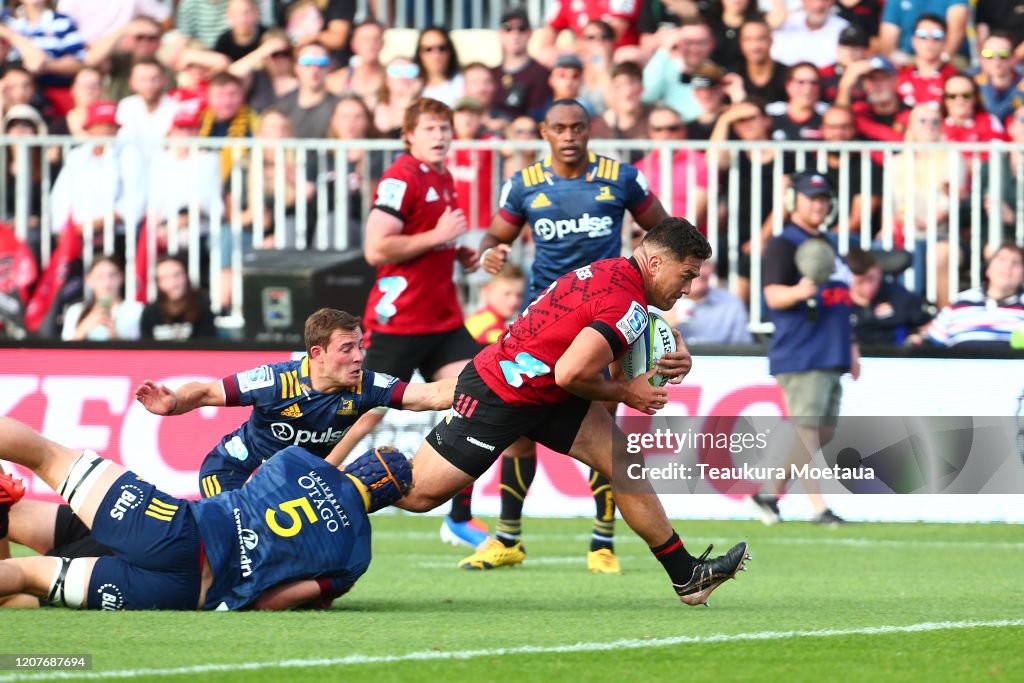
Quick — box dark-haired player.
[465,98,669,573]
[398,218,751,607]
[0,423,412,610]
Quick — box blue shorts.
[87,472,203,610]
[198,449,257,498]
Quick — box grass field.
[2,515,1022,682]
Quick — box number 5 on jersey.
[266,496,318,537]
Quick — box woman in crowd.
[577,19,615,115]
[326,19,385,109]
[49,66,102,137]
[374,56,423,137]
[413,25,462,107]
[140,255,217,341]
[61,256,142,341]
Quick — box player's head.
[845,246,882,304]
[402,97,454,168]
[305,308,364,387]
[481,263,526,320]
[541,99,590,167]
[637,217,712,310]
[344,447,414,512]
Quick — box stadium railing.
[3,135,1022,333]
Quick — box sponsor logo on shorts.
[96,583,124,611]
[238,365,274,393]
[108,484,145,520]
[233,508,257,578]
[270,423,346,446]
[466,436,496,452]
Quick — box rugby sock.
[448,485,474,523]
[651,532,697,585]
[496,454,536,547]
[588,469,615,552]
[0,503,9,539]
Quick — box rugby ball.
[621,311,677,387]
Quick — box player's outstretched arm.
[399,377,457,412]
[134,379,226,416]
[251,580,325,611]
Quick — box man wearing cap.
[755,170,858,527]
[275,42,339,139]
[530,53,596,121]
[49,99,145,252]
[837,55,910,142]
[820,25,870,103]
[492,7,552,121]
[770,0,850,69]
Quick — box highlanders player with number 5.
[0,416,413,610]
[463,98,669,573]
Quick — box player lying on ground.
[0,425,411,610]
[6,307,454,566]
[394,217,751,606]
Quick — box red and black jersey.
[896,63,960,108]
[364,153,463,336]
[475,257,649,406]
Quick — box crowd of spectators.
[0,0,1021,348]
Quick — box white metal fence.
[3,135,1023,333]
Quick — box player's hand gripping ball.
[621,311,677,387]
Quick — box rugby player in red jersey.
[397,218,751,606]
[328,98,489,548]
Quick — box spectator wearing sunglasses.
[374,57,423,138]
[894,14,960,109]
[83,16,168,102]
[413,26,463,108]
[940,73,1008,151]
[973,31,1024,124]
[275,42,338,138]
[535,0,643,67]
[975,1,1024,61]
[272,0,355,66]
[879,0,967,62]
[491,7,551,121]
[634,106,709,229]
[227,29,297,113]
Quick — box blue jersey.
[215,357,403,468]
[497,152,654,300]
[192,446,371,610]
[763,226,853,375]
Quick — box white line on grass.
[2,619,1021,682]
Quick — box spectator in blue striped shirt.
[2,0,85,98]
[927,243,1024,349]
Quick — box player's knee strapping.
[57,451,111,516]
[44,557,89,608]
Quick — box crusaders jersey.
[213,357,406,469]
[365,153,463,335]
[498,152,653,301]
[193,446,371,610]
[475,257,648,406]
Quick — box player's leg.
[537,402,751,606]
[457,437,533,570]
[7,500,61,555]
[0,555,99,608]
[198,450,254,499]
[587,400,620,574]
[393,440,476,512]
[425,328,490,549]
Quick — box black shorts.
[428,360,590,478]
[46,504,113,559]
[364,327,480,381]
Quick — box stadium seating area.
[0,0,1022,345]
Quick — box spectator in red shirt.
[820,24,870,104]
[634,106,708,229]
[940,73,1009,153]
[895,13,960,108]
[537,0,643,66]
[448,96,497,231]
[841,56,910,143]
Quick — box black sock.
[448,485,474,523]
[0,503,9,539]
[496,454,536,547]
[651,532,697,586]
[588,469,615,552]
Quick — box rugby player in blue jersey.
[2,308,453,569]
[0,418,412,610]
[461,99,670,573]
